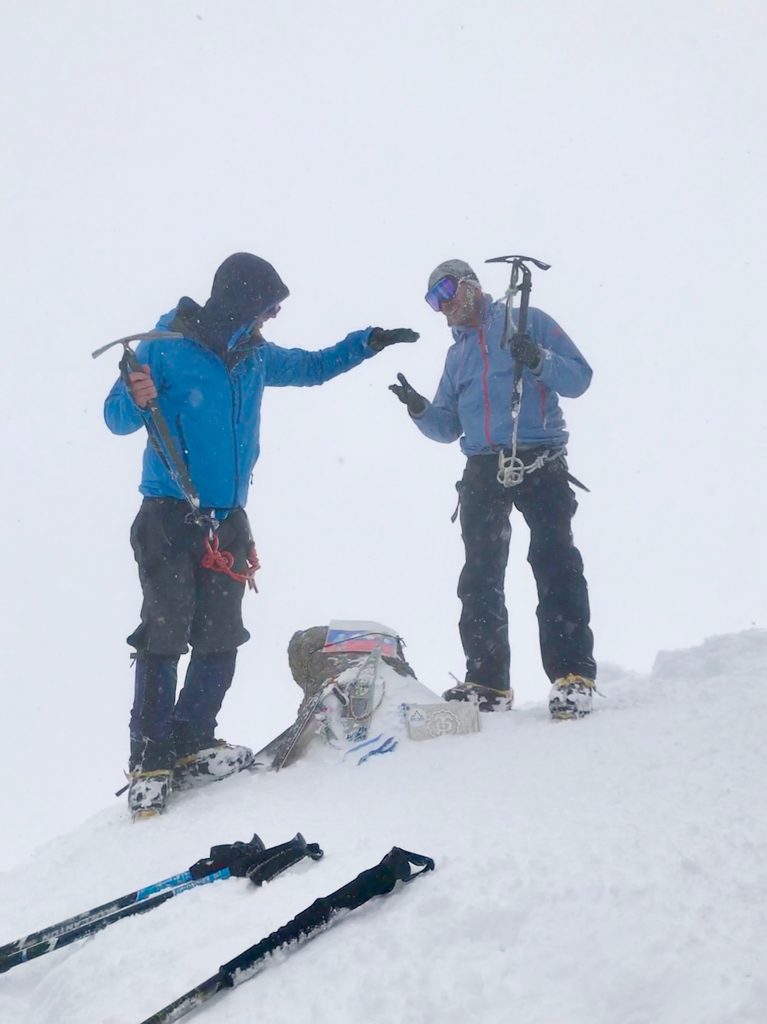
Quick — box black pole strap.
[189,832,324,883]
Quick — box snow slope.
[1,630,765,1024]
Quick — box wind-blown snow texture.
[1,630,765,1024]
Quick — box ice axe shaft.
[92,329,201,510]
[485,254,551,488]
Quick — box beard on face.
[445,284,482,326]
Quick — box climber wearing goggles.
[425,274,461,310]
[424,268,485,329]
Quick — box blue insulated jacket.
[104,312,376,509]
[413,299,592,454]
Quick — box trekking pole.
[138,846,435,1024]
[485,255,550,486]
[0,833,322,975]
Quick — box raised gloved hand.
[368,327,420,353]
[388,373,427,416]
[510,332,543,371]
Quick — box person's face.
[252,302,282,332]
[438,278,483,328]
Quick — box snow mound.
[1,630,766,1024]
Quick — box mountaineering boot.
[173,740,255,788]
[548,674,596,720]
[128,769,172,820]
[441,680,514,712]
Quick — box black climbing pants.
[457,453,596,688]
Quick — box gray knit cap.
[427,259,479,292]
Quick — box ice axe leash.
[485,255,550,487]
[93,331,260,587]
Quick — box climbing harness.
[496,446,562,488]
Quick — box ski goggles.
[424,275,460,311]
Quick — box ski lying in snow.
[0,833,323,975]
[138,846,435,1024]
[253,684,333,770]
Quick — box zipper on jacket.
[478,328,493,446]
[175,417,191,468]
[228,372,240,507]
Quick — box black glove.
[388,372,427,416]
[368,327,420,353]
[510,332,543,371]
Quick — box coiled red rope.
[202,535,261,591]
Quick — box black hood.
[173,253,290,355]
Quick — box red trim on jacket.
[537,381,548,429]
[478,328,493,445]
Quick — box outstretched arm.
[262,327,418,387]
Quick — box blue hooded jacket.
[104,314,376,510]
[105,252,380,511]
[413,298,592,454]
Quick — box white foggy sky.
[0,0,765,868]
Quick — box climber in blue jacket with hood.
[389,258,596,721]
[105,252,418,817]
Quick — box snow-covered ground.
[1,629,765,1024]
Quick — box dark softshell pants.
[128,499,252,655]
[127,499,252,769]
[457,454,596,689]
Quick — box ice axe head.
[91,330,184,363]
[485,254,551,271]
[485,254,551,310]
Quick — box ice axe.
[91,329,185,361]
[92,330,206,519]
[485,255,550,487]
[485,254,550,348]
